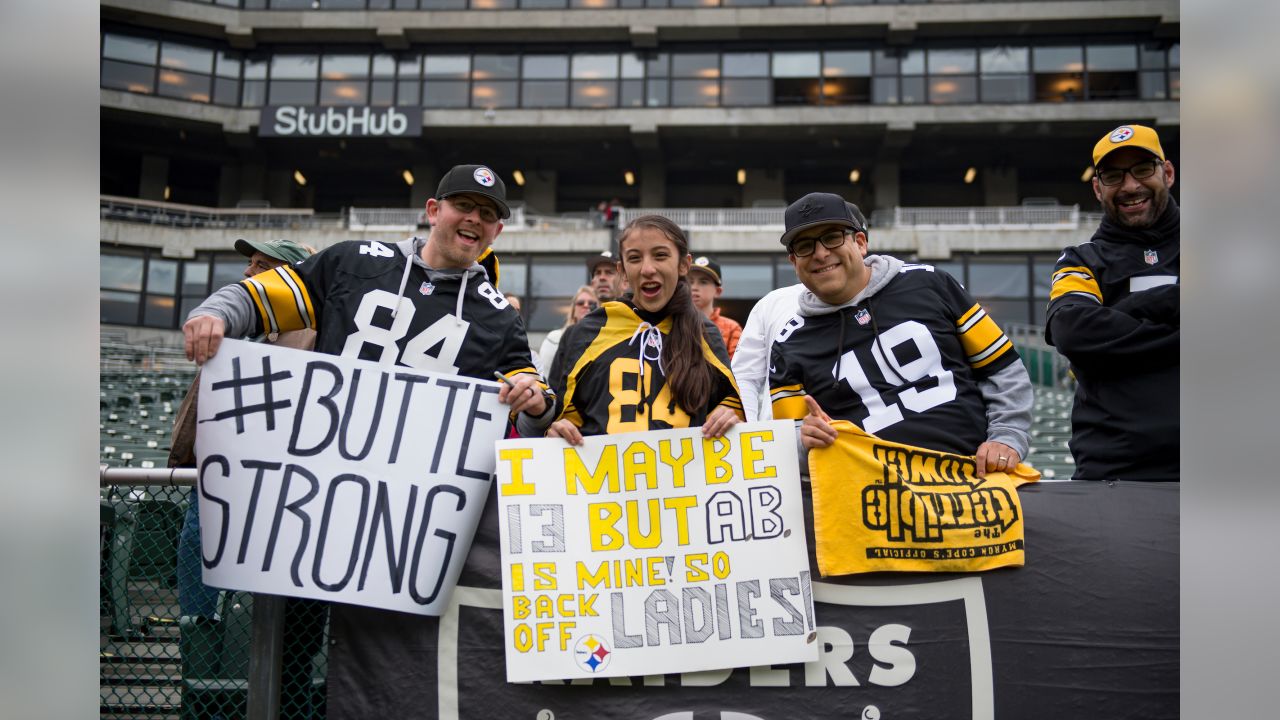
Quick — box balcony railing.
[102,196,1102,233]
[100,195,343,230]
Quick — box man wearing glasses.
[767,192,1033,477]
[181,164,556,717]
[1045,125,1179,481]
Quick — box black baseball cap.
[780,192,863,247]
[689,256,723,285]
[435,164,511,219]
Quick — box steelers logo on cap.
[1109,126,1135,144]
[473,167,496,187]
[695,256,711,267]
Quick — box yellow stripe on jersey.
[499,368,550,394]
[240,265,316,335]
[956,304,1014,370]
[562,302,662,414]
[770,384,808,420]
[1049,265,1102,303]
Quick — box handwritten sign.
[493,421,816,682]
[195,339,506,615]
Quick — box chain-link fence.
[100,349,329,719]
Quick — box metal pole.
[247,595,286,720]
[99,466,197,486]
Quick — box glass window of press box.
[102,32,1180,109]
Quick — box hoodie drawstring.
[391,236,471,328]
[629,321,664,416]
[391,244,416,319]
[455,271,468,326]
[866,297,905,384]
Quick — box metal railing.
[101,195,344,230]
[879,205,1083,229]
[1004,321,1074,390]
[617,207,786,230]
[103,195,1103,234]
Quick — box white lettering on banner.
[264,106,419,137]
[436,579,992,720]
[494,423,818,682]
[195,339,504,615]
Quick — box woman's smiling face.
[620,225,690,313]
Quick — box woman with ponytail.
[547,215,743,444]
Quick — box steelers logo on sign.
[473,167,497,187]
[574,634,612,673]
[1109,126,1135,144]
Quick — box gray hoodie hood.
[796,254,903,317]
[391,236,488,324]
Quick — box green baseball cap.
[234,238,312,264]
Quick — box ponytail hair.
[617,215,712,415]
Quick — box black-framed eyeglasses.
[1096,158,1162,187]
[447,197,500,223]
[789,229,852,257]
[574,299,598,309]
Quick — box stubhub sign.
[259,106,421,138]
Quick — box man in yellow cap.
[1045,124,1179,481]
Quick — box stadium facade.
[100,0,1179,343]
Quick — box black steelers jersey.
[558,300,743,436]
[1045,236,1178,326]
[232,238,541,385]
[1045,220,1179,481]
[769,264,1018,455]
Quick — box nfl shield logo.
[1144,250,1158,265]
[420,281,435,295]
[855,308,871,326]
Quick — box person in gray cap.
[768,192,1032,478]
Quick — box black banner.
[326,481,1178,719]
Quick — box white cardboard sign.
[195,339,505,615]
[493,421,817,682]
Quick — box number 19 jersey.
[768,264,1019,455]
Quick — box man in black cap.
[1045,124,1179,481]
[546,250,627,396]
[768,192,1032,477]
[587,249,623,302]
[181,165,555,718]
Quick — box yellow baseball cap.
[1092,124,1165,166]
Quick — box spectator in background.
[170,237,321,720]
[688,255,742,358]
[1045,124,1179,481]
[767,192,1032,477]
[171,238,315,619]
[548,251,626,395]
[540,285,597,371]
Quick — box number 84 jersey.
[232,237,539,381]
[768,259,1019,456]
